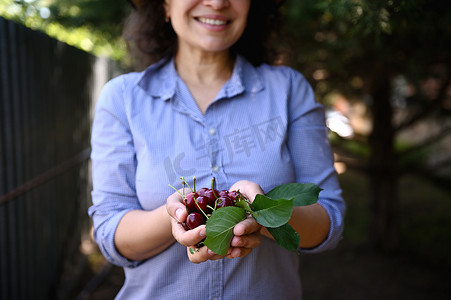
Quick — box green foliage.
[204,183,320,255]
[250,195,294,228]
[283,0,451,99]
[0,0,129,61]
[266,182,323,207]
[266,224,300,252]
[204,206,247,256]
[282,0,451,197]
[46,0,129,36]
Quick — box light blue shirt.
[89,55,345,300]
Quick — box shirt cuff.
[299,201,344,254]
[91,207,143,268]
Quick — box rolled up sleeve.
[287,69,346,253]
[89,77,142,267]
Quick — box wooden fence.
[0,17,114,300]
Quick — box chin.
[200,43,235,54]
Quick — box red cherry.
[194,196,212,214]
[186,212,205,229]
[216,195,235,208]
[184,192,199,213]
[204,189,219,201]
[219,190,229,197]
[228,190,238,201]
[197,187,208,196]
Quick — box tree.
[45,0,129,37]
[282,0,451,250]
[0,0,130,60]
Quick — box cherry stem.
[168,184,184,197]
[180,177,194,193]
[194,198,209,219]
[211,177,218,198]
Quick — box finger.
[171,219,206,246]
[186,246,224,263]
[233,217,262,236]
[230,232,262,249]
[226,247,252,259]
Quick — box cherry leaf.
[265,183,322,207]
[235,198,253,213]
[204,206,247,256]
[266,223,300,252]
[250,195,294,228]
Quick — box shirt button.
[212,165,219,173]
[208,128,216,136]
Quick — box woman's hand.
[166,181,265,263]
[225,180,265,258]
[166,189,224,263]
[184,215,262,262]
[226,215,262,258]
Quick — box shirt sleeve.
[286,69,346,253]
[88,76,142,268]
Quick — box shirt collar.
[216,55,264,100]
[137,55,264,101]
[137,57,177,101]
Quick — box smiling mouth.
[196,17,229,26]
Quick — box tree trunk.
[368,71,398,251]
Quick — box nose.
[203,0,230,9]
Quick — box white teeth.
[198,17,227,25]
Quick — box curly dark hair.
[123,0,284,70]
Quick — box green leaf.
[266,223,300,252]
[235,198,253,213]
[251,195,294,228]
[204,206,247,256]
[266,183,322,207]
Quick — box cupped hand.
[166,191,202,241]
[166,189,225,263]
[225,180,265,258]
[188,215,262,262]
[166,181,265,263]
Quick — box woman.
[89,0,345,299]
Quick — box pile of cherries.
[182,187,241,230]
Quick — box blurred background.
[1,0,450,299]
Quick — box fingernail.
[199,228,206,238]
[175,208,184,222]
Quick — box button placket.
[208,127,216,136]
[204,116,220,174]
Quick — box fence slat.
[0,17,112,300]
